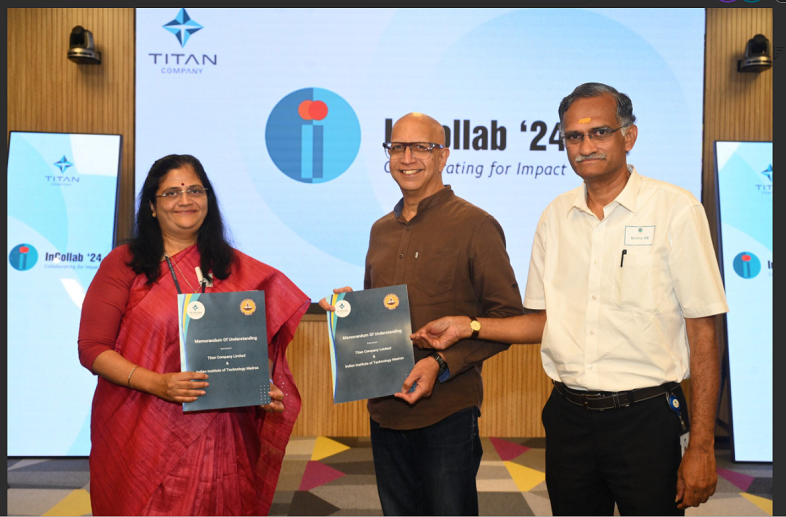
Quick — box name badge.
[624,225,655,246]
[680,431,690,458]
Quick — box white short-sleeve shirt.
[523,166,729,392]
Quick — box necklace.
[164,252,202,293]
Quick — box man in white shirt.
[409,83,728,515]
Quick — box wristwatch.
[469,317,481,339]
[430,352,448,377]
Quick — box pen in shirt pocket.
[620,249,627,267]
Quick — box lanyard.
[165,256,205,294]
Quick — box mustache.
[575,153,606,162]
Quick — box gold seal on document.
[240,299,257,316]
[383,293,400,310]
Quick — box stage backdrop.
[135,8,706,302]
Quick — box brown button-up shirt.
[365,185,524,430]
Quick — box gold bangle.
[127,365,138,388]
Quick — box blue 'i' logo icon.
[732,252,761,279]
[265,88,361,184]
[9,244,38,271]
[298,99,329,181]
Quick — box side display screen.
[7,131,122,456]
[715,141,772,462]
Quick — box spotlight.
[67,26,101,65]
[737,34,772,73]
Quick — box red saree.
[78,244,310,515]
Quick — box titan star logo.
[163,8,203,48]
[53,156,73,173]
[761,164,772,182]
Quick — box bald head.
[391,112,446,146]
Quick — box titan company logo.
[733,252,761,279]
[54,155,73,172]
[761,164,772,182]
[9,244,38,271]
[163,8,202,47]
[265,88,361,183]
[149,9,217,74]
[756,164,772,194]
[47,155,79,185]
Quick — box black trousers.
[370,407,483,516]
[542,385,688,516]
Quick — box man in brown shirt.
[320,112,523,516]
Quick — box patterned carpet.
[7,438,773,516]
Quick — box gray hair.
[558,83,636,137]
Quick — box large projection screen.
[7,131,122,456]
[714,141,772,462]
[136,8,706,302]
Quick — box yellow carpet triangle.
[43,489,92,516]
[740,492,772,516]
[311,436,350,461]
[504,461,546,492]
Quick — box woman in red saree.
[78,154,309,515]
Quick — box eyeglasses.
[383,142,445,159]
[562,125,630,146]
[154,187,209,200]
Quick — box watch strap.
[470,317,481,340]
[430,352,448,376]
